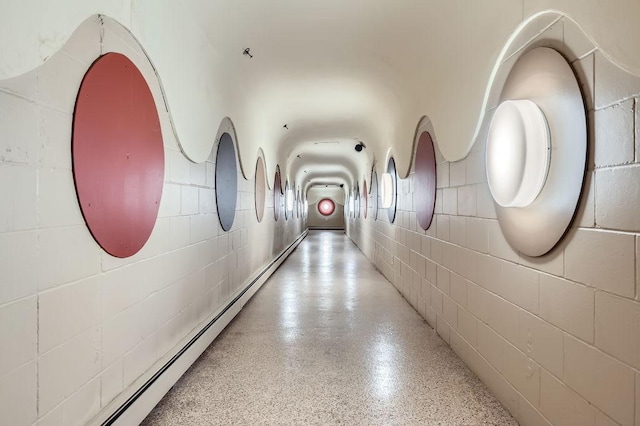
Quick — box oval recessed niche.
[73,52,164,258]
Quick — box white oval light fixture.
[486,99,551,208]
[286,190,294,212]
[380,173,393,208]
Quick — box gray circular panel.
[255,156,266,223]
[274,166,282,222]
[490,47,586,257]
[387,157,397,224]
[215,133,238,231]
[371,169,379,220]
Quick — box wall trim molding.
[92,230,308,426]
[308,226,345,230]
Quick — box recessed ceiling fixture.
[485,47,586,257]
[243,48,253,58]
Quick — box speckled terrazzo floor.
[142,231,517,425]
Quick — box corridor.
[142,231,516,425]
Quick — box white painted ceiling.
[2,0,639,194]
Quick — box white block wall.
[348,18,640,426]
[0,17,305,426]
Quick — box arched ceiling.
[287,139,372,194]
[2,0,639,193]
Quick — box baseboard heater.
[98,230,308,426]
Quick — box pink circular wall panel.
[73,53,164,258]
[414,132,437,230]
[318,199,336,216]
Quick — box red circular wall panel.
[318,199,336,216]
[414,132,437,231]
[73,53,164,258]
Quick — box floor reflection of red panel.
[73,53,164,258]
[415,132,436,230]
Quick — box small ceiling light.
[380,173,393,208]
[486,99,550,208]
[243,48,253,58]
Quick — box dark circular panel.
[387,157,397,224]
[371,169,379,220]
[318,198,336,216]
[215,133,238,231]
[255,156,266,223]
[415,132,437,230]
[73,53,164,258]
[274,166,282,221]
[363,180,368,219]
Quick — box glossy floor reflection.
[142,231,517,425]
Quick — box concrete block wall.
[348,18,640,426]
[0,17,304,426]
